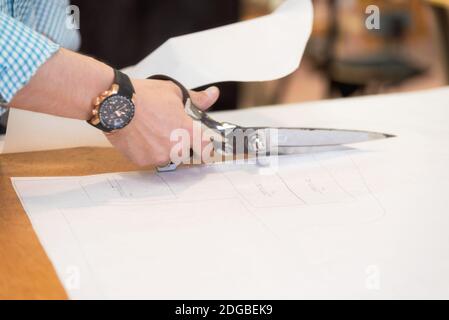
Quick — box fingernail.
[205,86,219,98]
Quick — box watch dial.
[99,95,135,130]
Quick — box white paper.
[123,0,313,88]
[3,0,313,154]
[12,87,449,299]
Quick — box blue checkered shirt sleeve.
[0,11,60,105]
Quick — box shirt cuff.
[0,12,60,104]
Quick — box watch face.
[99,94,135,130]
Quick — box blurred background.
[237,0,449,107]
[71,0,449,110]
[1,0,449,134]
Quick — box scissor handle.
[147,74,244,172]
[147,74,234,132]
[147,74,235,172]
[147,74,190,104]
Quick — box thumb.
[189,86,220,111]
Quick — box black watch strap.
[91,120,113,133]
[114,69,135,98]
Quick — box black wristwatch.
[88,69,136,132]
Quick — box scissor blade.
[216,127,394,156]
[272,128,393,147]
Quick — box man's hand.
[106,79,219,167]
[8,48,220,167]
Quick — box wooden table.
[0,147,140,299]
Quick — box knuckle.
[134,155,150,167]
[181,118,193,133]
[130,151,153,167]
[154,153,171,166]
[168,82,183,99]
[194,92,207,105]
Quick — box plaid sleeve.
[0,12,60,104]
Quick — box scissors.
[148,75,394,172]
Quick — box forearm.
[7,48,114,120]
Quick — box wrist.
[81,58,115,120]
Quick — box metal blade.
[216,127,394,156]
[266,127,393,147]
